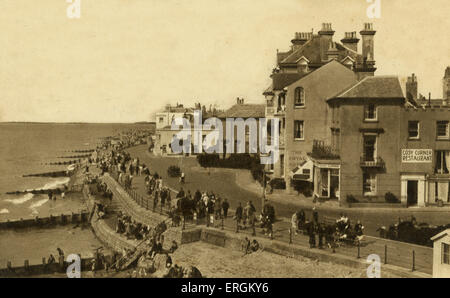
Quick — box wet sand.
[0,224,107,268]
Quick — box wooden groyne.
[58,154,91,159]
[0,211,90,230]
[22,170,72,178]
[44,160,81,166]
[6,188,66,195]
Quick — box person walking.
[235,202,243,229]
[312,207,319,224]
[307,221,316,248]
[222,198,230,218]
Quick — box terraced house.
[263,22,450,208]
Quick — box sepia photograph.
[0,0,449,286]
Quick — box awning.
[290,159,313,181]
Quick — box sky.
[0,0,449,123]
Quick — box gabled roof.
[286,60,358,93]
[280,35,362,65]
[431,229,450,242]
[217,104,266,119]
[330,76,405,100]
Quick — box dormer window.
[364,104,377,121]
[294,87,305,108]
[296,56,310,73]
[341,56,355,70]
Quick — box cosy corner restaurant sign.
[401,149,433,163]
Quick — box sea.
[0,122,153,219]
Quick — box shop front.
[312,160,340,200]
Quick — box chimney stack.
[406,73,418,101]
[360,23,376,62]
[327,42,340,61]
[341,32,359,52]
[291,32,313,51]
[443,66,450,102]
[319,23,335,62]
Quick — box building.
[217,98,266,158]
[155,103,195,130]
[264,22,450,207]
[327,76,405,203]
[431,229,450,277]
[153,99,264,157]
[264,22,377,198]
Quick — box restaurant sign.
[401,149,432,163]
[288,151,307,170]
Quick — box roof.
[280,35,361,65]
[286,60,359,99]
[218,104,266,119]
[330,76,405,100]
[272,73,307,90]
[431,229,450,242]
[263,84,274,95]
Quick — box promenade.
[100,149,433,276]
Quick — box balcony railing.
[309,140,340,160]
[360,156,385,168]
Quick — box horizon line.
[0,121,156,125]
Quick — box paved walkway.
[120,168,432,276]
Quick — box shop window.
[435,151,450,174]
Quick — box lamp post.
[262,167,266,211]
[261,149,273,211]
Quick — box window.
[443,243,450,265]
[159,117,164,123]
[294,87,305,108]
[408,121,419,139]
[277,93,286,112]
[437,121,449,139]
[364,104,377,121]
[435,151,450,174]
[294,120,304,140]
[363,135,377,161]
[363,172,377,196]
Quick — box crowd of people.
[91,131,367,262]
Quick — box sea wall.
[198,227,430,278]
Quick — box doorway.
[407,180,418,207]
